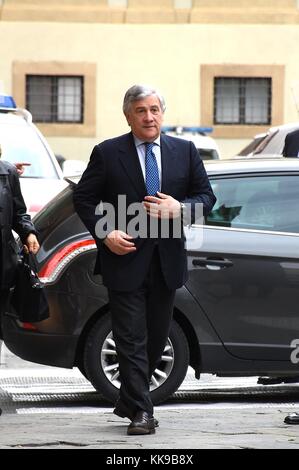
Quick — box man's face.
[125,95,164,142]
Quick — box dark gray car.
[2,158,299,404]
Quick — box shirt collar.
[133,134,161,147]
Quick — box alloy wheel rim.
[100,331,174,391]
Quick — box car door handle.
[192,257,233,269]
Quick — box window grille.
[26,75,84,123]
[214,77,271,125]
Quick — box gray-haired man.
[73,84,216,435]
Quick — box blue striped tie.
[145,142,160,196]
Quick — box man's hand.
[15,162,31,176]
[103,230,136,255]
[24,233,40,254]
[143,192,181,219]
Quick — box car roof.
[0,112,28,126]
[267,121,299,133]
[204,157,299,175]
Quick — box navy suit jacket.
[282,129,299,157]
[73,132,216,291]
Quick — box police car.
[0,94,68,216]
[162,126,221,160]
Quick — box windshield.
[252,130,279,155]
[0,121,58,178]
[237,135,267,156]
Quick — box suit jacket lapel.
[160,134,178,194]
[117,133,179,198]
[117,132,147,199]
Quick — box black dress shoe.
[284,412,299,424]
[114,401,159,427]
[127,411,155,435]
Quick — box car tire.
[76,361,89,380]
[151,319,190,405]
[83,312,190,405]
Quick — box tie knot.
[145,142,155,152]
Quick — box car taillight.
[16,321,38,331]
[39,239,96,284]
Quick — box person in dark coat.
[0,159,39,295]
[73,84,216,435]
[0,160,40,414]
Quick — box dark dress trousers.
[282,129,299,157]
[73,132,216,415]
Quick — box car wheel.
[83,312,189,404]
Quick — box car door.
[185,171,299,361]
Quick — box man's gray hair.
[123,84,166,114]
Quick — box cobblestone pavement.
[0,364,299,450]
[1,342,299,450]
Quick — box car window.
[207,174,299,233]
[0,121,58,178]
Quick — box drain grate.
[1,373,299,414]
[0,374,107,413]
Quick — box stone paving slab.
[0,407,298,450]
[1,349,299,451]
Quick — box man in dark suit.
[282,128,299,157]
[73,84,216,435]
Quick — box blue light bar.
[0,94,17,109]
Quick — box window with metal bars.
[26,75,84,123]
[214,77,271,125]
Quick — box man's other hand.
[103,230,137,255]
[143,192,181,219]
